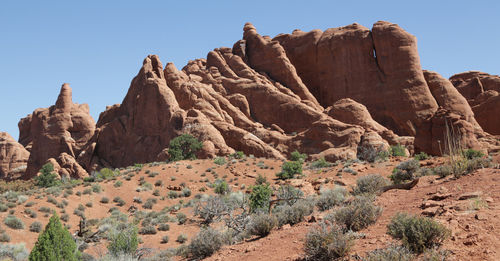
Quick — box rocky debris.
[458,191,483,200]
[450,71,500,135]
[0,132,29,179]
[45,152,89,179]
[20,84,95,178]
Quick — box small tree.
[29,213,80,260]
[35,163,60,188]
[276,161,302,180]
[168,134,203,161]
[249,184,272,212]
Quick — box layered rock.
[450,71,500,135]
[21,84,95,178]
[0,132,29,179]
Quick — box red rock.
[0,132,29,179]
[22,84,95,178]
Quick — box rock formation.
[450,71,500,135]
[7,21,499,179]
[0,132,29,179]
[20,84,94,178]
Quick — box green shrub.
[91,184,102,193]
[161,235,169,244]
[352,174,389,195]
[230,151,245,159]
[213,157,226,166]
[182,188,192,197]
[249,184,272,212]
[0,243,28,259]
[29,221,43,233]
[138,226,157,235]
[276,161,302,180]
[255,174,268,185]
[387,213,450,253]
[0,204,8,212]
[96,168,118,180]
[463,149,484,160]
[107,224,138,256]
[176,234,188,243]
[100,197,109,204]
[168,134,203,161]
[304,222,354,261]
[4,215,24,229]
[247,213,277,237]
[365,245,413,261]
[390,144,407,157]
[329,196,382,231]
[38,206,52,213]
[214,180,230,195]
[29,213,80,260]
[310,158,331,169]
[274,199,314,227]
[316,187,346,211]
[113,181,122,188]
[0,232,10,242]
[188,228,223,259]
[433,165,452,178]
[414,152,430,161]
[357,145,390,163]
[34,163,60,188]
[290,150,307,162]
[158,223,170,231]
[389,159,420,184]
[176,213,187,225]
[275,185,303,206]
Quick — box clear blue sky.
[1,1,499,139]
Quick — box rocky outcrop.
[450,71,500,135]
[0,132,29,179]
[21,84,95,178]
[6,21,499,179]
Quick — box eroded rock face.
[21,84,95,178]
[450,71,500,135]
[0,132,29,179]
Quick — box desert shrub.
[4,216,24,229]
[213,157,226,166]
[316,187,346,211]
[29,213,79,260]
[304,222,355,261]
[0,204,8,212]
[91,184,102,193]
[230,151,245,159]
[213,180,230,195]
[142,198,157,209]
[276,161,302,180]
[158,223,170,231]
[95,168,118,180]
[154,180,163,187]
[168,134,203,161]
[310,158,331,169]
[113,197,126,207]
[421,248,451,261]
[390,144,407,157]
[167,191,180,199]
[365,245,413,261]
[463,149,484,160]
[274,199,314,227]
[0,233,10,242]
[107,224,138,257]
[85,202,93,208]
[47,196,58,205]
[433,165,452,178]
[60,214,69,222]
[194,196,229,224]
[247,212,277,237]
[357,145,390,163]
[100,197,110,204]
[275,185,303,206]
[176,234,188,243]
[0,243,29,260]
[414,152,430,161]
[387,213,450,253]
[352,174,389,195]
[389,159,420,184]
[82,188,92,195]
[290,150,307,162]
[29,221,43,233]
[34,163,60,188]
[188,228,223,259]
[25,209,37,218]
[160,235,169,244]
[249,184,272,212]
[176,213,187,225]
[329,196,382,231]
[138,226,157,235]
[181,188,191,197]
[113,181,122,188]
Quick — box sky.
[1,0,499,139]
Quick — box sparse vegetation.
[247,212,277,237]
[316,187,346,211]
[365,245,414,261]
[188,227,224,259]
[387,213,450,253]
[290,150,307,162]
[304,222,355,261]
[390,144,407,157]
[310,157,331,169]
[414,152,430,161]
[29,221,43,233]
[389,159,420,184]
[4,215,24,229]
[328,195,382,231]
[214,179,230,195]
[352,174,389,195]
[213,157,226,165]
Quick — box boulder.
[0,132,29,179]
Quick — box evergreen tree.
[29,213,79,261]
[168,134,203,161]
[35,163,60,188]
